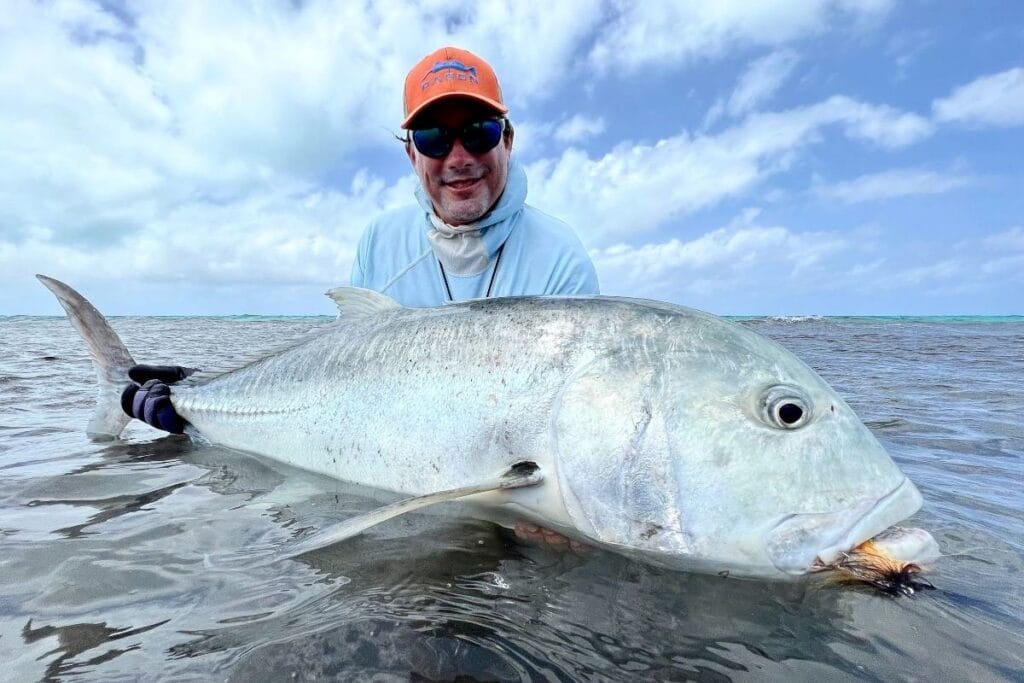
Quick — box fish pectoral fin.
[325,286,403,317]
[283,462,542,558]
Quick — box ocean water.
[0,313,1021,681]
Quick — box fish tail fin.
[36,275,136,439]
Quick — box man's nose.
[445,138,474,166]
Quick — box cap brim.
[401,92,509,129]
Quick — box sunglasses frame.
[408,118,509,159]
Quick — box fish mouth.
[766,477,923,575]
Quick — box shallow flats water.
[1,315,1022,681]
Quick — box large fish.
[38,275,938,580]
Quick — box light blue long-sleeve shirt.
[350,161,599,306]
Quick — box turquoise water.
[1,314,1022,680]
[4,315,1022,323]
[730,315,1024,323]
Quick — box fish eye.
[759,385,812,430]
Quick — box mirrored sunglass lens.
[412,128,451,158]
[412,119,503,158]
[462,120,503,153]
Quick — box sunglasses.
[409,118,507,159]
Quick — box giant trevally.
[38,274,938,581]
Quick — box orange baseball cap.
[401,46,508,129]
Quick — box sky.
[1,0,1022,316]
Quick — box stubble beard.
[440,194,490,225]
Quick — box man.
[123,46,598,548]
[122,48,595,550]
[126,46,597,428]
[352,45,598,305]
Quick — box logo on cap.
[421,59,479,90]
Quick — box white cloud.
[982,226,1024,251]
[589,1,893,73]
[704,49,801,129]
[728,49,801,117]
[554,114,606,143]
[590,214,1023,312]
[815,168,974,203]
[0,0,608,286]
[821,97,934,147]
[0,0,607,200]
[855,225,1024,296]
[976,226,1024,281]
[0,171,419,288]
[884,28,935,79]
[591,211,849,300]
[0,2,913,260]
[513,114,605,158]
[506,119,553,159]
[932,67,1024,127]
[527,95,933,245]
[2,0,1015,316]
[882,259,963,287]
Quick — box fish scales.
[173,298,631,497]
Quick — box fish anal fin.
[284,462,542,558]
[326,287,402,317]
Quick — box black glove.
[120,364,197,434]
[128,364,197,385]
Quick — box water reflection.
[27,483,190,539]
[166,513,877,681]
[22,618,168,682]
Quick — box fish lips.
[765,477,924,575]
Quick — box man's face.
[406,98,513,226]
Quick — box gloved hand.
[120,364,197,434]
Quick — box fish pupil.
[779,403,804,424]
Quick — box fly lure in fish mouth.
[818,547,937,597]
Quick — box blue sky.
[1,1,1021,315]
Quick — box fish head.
[552,310,928,579]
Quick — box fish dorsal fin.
[326,287,402,317]
[168,289,399,388]
[283,462,543,558]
